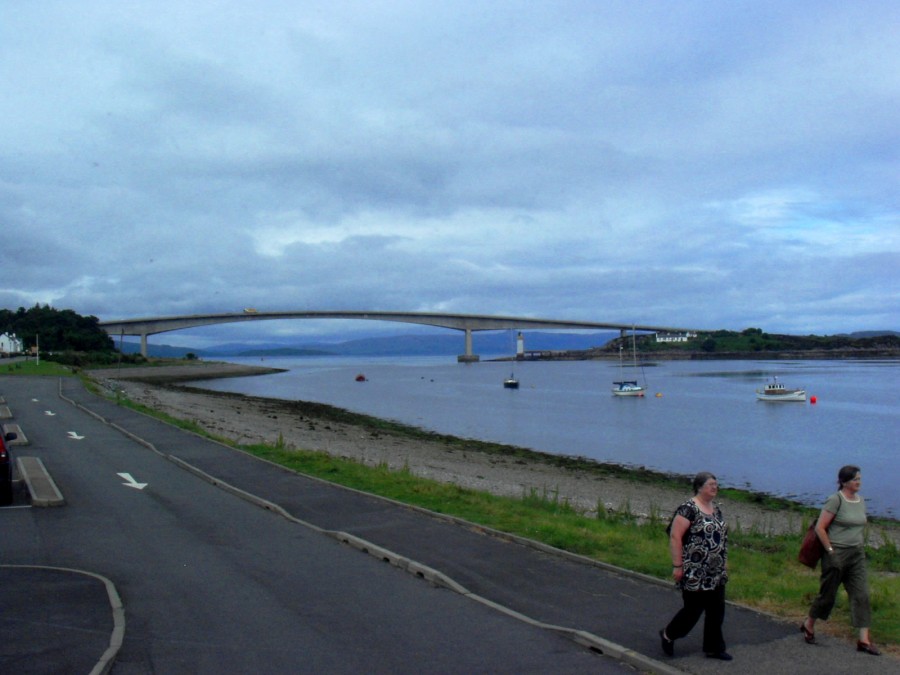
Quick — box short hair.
[837,465,861,488]
[692,471,717,494]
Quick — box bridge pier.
[457,329,479,363]
[141,333,148,358]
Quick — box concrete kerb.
[58,379,682,675]
[17,456,66,506]
[3,422,28,445]
[1,564,124,675]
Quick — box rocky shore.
[88,362,897,544]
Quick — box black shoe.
[659,630,674,656]
[705,651,733,661]
[857,641,880,656]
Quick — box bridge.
[99,311,698,361]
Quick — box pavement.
[3,376,895,674]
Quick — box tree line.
[0,305,114,354]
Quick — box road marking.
[117,472,148,490]
[44,411,56,416]
[67,431,85,440]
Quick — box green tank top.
[824,492,866,547]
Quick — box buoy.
[655,392,663,398]
[810,395,817,404]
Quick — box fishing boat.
[756,378,806,402]
[612,327,646,397]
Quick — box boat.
[355,374,367,382]
[612,380,644,396]
[502,330,521,389]
[756,378,806,402]
[612,327,646,397]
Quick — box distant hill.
[119,331,619,358]
[115,329,900,359]
[842,330,900,338]
[596,329,900,358]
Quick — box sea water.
[191,357,899,518]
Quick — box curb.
[0,564,124,675]
[17,456,66,506]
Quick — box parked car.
[0,430,18,505]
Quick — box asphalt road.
[0,376,630,674]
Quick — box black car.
[0,430,18,505]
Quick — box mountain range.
[118,331,621,358]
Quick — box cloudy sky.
[2,1,897,346]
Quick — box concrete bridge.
[99,311,698,361]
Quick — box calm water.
[193,357,899,518]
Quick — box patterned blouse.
[675,499,728,592]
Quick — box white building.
[0,332,24,354]
[655,331,698,343]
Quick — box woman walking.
[801,465,880,655]
[659,471,731,660]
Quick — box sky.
[2,1,898,347]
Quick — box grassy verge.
[0,359,73,376]
[115,393,899,650]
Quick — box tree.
[0,305,114,352]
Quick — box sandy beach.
[88,362,897,544]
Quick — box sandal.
[800,622,816,644]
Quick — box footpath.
[10,377,896,674]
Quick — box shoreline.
[87,362,898,543]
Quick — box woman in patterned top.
[659,471,731,660]
[801,465,880,656]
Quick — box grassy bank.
[115,392,899,650]
[1,359,73,376]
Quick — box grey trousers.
[808,545,871,628]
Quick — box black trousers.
[665,584,726,654]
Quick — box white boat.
[612,327,646,397]
[503,330,521,389]
[612,380,645,396]
[756,378,806,402]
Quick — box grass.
[111,390,900,650]
[0,359,73,376]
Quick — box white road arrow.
[44,411,56,416]
[67,431,85,440]
[117,472,148,490]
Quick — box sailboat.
[503,331,521,389]
[612,327,646,397]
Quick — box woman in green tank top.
[800,465,880,656]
